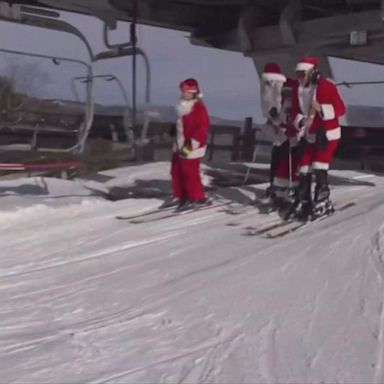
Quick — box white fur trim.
[191,138,200,150]
[262,72,286,83]
[172,143,206,159]
[326,127,341,141]
[293,113,304,129]
[296,62,314,71]
[185,145,206,159]
[274,177,299,188]
[306,127,340,143]
[176,99,197,117]
[321,104,335,120]
[298,84,315,116]
[299,165,312,174]
[176,117,185,150]
[312,161,329,170]
[175,99,197,151]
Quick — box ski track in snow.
[1,169,384,382]
[91,326,244,384]
[369,226,384,383]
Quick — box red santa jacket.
[291,77,346,142]
[174,99,210,159]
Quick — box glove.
[179,142,192,157]
[297,124,306,140]
[316,126,328,149]
[268,107,279,120]
[169,124,176,137]
[297,116,312,139]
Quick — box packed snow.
[1,161,384,383]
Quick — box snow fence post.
[242,117,255,161]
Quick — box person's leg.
[312,139,339,206]
[180,158,205,203]
[314,170,330,203]
[171,153,187,202]
[289,144,300,197]
[273,142,297,207]
[268,145,282,196]
[294,143,315,219]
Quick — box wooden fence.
[2,108,384,169]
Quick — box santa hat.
[261,62,286,83]
[180,78,200,93]
[296,57,320,72]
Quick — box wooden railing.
[2,109,384,167]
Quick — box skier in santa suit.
[170,78,210,210]
[291,56,346,218]
[259,62,287,200]
[272,78,301,207]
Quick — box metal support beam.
[279,0,301,46]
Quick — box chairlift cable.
[336,80,384,87]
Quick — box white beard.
[176,99,197,117]
[175,98,198,150]
[298,84,315,116]
[260,81,283,119]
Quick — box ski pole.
[288,140,292,192]
[243,141,260,186]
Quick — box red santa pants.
[299,140,339,174]
[171,153,205,201]
[273,144,300,197]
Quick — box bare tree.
[0,59,55,122]
[2,58,51,97]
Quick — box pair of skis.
[116,197,356,239]
[116,199,229,224]
[245,201,356,238]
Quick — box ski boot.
[260,185,274,204]
[277,189,298,220]
[265,186,274,198]
[294,200,313,222]
[312,175,333,219]
[191,197,213,210]
[160,197,181,209]
[311,199,334,219]
[283,174,312,221]
[175,199,190,211]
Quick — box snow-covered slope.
[0,163,384,383]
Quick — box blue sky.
[0,12,383,122]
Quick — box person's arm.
[312,81,346,120]
[190,102,210,150]
[179,102,210,157]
